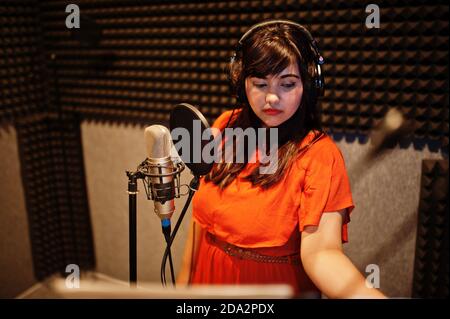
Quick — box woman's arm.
[300,210,386,299]
[176,220,205,285]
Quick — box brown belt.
[206,232,300,265]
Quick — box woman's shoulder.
[310,132,340,152]
[296,131,345,168]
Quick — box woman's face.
[245,63,303,127]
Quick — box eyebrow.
[254,74,300,79]
[280,74,300,79]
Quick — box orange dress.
[190,110,355,296]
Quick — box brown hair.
[205,22,324,189]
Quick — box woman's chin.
[262,119,284,128]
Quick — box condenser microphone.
[144,125,176,224]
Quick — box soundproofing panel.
[413,159,449,298]
[320,3,449,153]
[0,1,48,124]
[16,114,95,280]
[36,0,448,152]
[1,0,95,283]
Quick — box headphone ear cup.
[236,85,246,104]
[309,57,324,100]
[316,78,324,98]
[315,67,324,99]
[314,53,325,98]
[229,50,246,104]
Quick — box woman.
[177,20,385,298]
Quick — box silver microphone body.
[144,125,176,220]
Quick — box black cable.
[168,249,175,285]
[161,224,176,286]
[160,176,199,287]
[161,223,170,286]
[161,188,195,287]
[160,254,166,286]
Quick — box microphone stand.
[126,170,143,287]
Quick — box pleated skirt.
[189,231,320,298]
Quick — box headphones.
[230,19,325,104]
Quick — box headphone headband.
[239,19,315,45]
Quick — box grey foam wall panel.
[338,139,444,297]
[0,125,36,298]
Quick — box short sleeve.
[298,138,354,243]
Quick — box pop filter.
[169,103,214,176]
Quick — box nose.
[265,91,280,105]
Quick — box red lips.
[263,109,282,115]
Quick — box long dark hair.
[205,22,324,189]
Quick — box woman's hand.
[300,210,386,299]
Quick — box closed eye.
[282,83,296,88]
[253,83,267,88]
